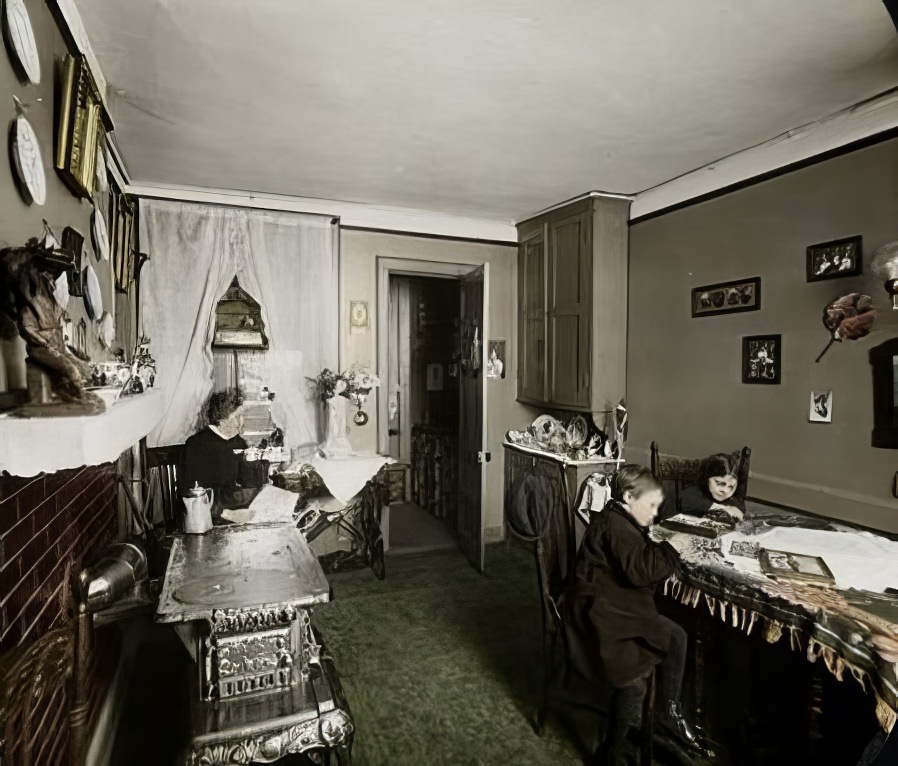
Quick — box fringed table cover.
[661,519,898,733]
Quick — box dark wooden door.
[457,265,486,571]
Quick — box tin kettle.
[183,482,214,534]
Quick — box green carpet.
[310,542,589,766]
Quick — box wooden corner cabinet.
[516,195,631,414]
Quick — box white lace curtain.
[139,200,338,448]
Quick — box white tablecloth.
[309,453,393,504]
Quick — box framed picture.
[806,236,862,282]
[487,339,506,379]
[742,334,781,384]
[691,277,761,317]
[759,548,835,586]
[809,390,832,423]
[55,54,112,199]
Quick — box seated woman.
[678,452,746,522]
[180,389,247,517]
[564,464,698,762]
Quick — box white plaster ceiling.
[74,0,898,224]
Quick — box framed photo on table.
[759,548,835,586]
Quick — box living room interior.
[1,2,898,765]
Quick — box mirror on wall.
[869,338,898,447]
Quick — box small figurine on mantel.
[0,233,102,415]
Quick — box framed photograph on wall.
[487,339,506,379]
[806,236,862,282]
[691,277,761,317]
[742,334,781,384]
[809,390,832,423]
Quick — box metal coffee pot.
[184,482,214,534]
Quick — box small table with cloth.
[273,453,393,579]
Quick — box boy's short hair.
[612,464,662,501]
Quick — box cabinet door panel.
[548,213,590,408]
[518,233,546,402]
[549,314,584,406]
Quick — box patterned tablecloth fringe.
[664,574,897,732]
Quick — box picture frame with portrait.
[742,334,781,385]
[806,235,862,282]
[691,277,761,318]
[759,548,835,586]
[487,339,506,379]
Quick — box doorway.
[377,257,489,570]
[384,274,460,556]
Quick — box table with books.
[652,502,898,746]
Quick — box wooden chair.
[650,442,751,515]
[142,444,184,532]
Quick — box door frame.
[375,256,489,456]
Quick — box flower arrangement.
[310,365,380,407]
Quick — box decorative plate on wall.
[83,263,102,320]
[97,311,114,349]
[91,207,110,261]
[8,113,45,205]
[2,0,40,85]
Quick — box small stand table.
[275,454,392,579]
[156,523,354,765]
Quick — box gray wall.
[627,138,898,532]
[0,0,120,387]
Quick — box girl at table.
[564,464,699,763]
[678,452,746,522]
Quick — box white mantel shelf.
[0,389,164,477]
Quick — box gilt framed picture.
[806,236,862,282]
[691,277,761,317]
[742,334,781,385]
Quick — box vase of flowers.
[310,365,380,458]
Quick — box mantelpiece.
[0,389,164,476]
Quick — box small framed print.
[691,277,760,318]
[349,300,369,328]
[806,236,862,282]
[487,339,506,379]
[742,334,781,384]
[809,390,832,423]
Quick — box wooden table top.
[156,522,330,624]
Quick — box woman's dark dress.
[564,500,679,689]
[179,427,247,512]
[677,483,746,517]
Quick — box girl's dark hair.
[203,388,243,428]
[612,464,662,501]
[700,452,739,485]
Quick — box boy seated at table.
[180,388,248,517]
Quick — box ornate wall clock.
[8,112,45,205]
[2,0,40,85]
